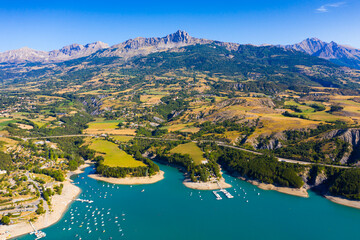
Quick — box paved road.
[18,134,352,169]
[22,134,96,141]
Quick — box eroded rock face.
[254,132,285,150]
[314,172,328,186]
[322,128,360,164]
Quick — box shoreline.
[325,195,360,209]
[88,170,164,185]
[183,178,232,190]
[69,161,93,177]
[0,181,81,240]
[240,177,309,198]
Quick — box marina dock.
[29,221,46,239]
[212,181,234,200]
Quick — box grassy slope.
[170,142,205,165]
[89,139,145,168]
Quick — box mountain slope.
[0,31,359,95]
[1,42,359,95]
[283,38,360,69]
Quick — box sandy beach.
[70,161,93,176]
[243,178,309,198]
[88,170,164,185]
[183,178,232,190]
[325,195,360,209]
[0,181,80,240]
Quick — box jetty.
[75,198,94,203]
[29,221,46,239]
[213,191,222,200]
[212,181,234,200]
[220,189,234,198]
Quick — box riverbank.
[88,170,164,185]
[241,178,309,198]
[183,178,232,190]
[0,181,80,240]
[325,195,360,209]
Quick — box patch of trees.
[329,168,360,200]
[1,215,10,225]
[0,152,13,171]
[53,184,63,195]
[275,138,350,164]
[50,137,93,171]
[36,200,46,215]
[329,105,344,113]
[43,188,55,203]
[282,111,309,119]
[96,164,150,178]
[284,105,302,113]
[154,96,189,120]
[217,147,304,188]
[309,103,326,112]
[32,168,65,182]
[156,153,220,182]
[192,120,255,140]
[283,121,348,143]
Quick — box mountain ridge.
[0,41,110,63]
[282,38,360,69]
[1,31,360,69]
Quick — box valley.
[1,31,360,237]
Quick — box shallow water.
[18,164,360,240]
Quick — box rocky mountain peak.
[85,41,109,49]
[165,30,192,43]
[99,30,212,60]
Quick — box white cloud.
[316,2,345,13]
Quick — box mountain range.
[0,30,359,70]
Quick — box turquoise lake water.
[18,164,360,240]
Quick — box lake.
[18,164,360,240]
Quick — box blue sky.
[0,0,359,51]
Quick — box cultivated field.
[111,136,134,142]
[85,120,136,135]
